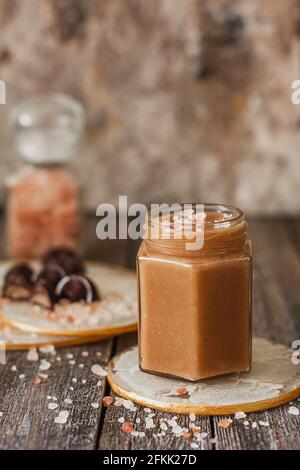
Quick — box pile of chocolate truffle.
[2,248,100,310]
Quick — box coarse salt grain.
[288,406,299,416]
[114,398,124,407]
[48,402,58,410]
[72,378,77,383]
[103,396,113,407]
[258,421,269,427]
[118,417,125,423]
[11,365,17,371]
[79,364,84,369]
[27,348,39,362]
[32,377,42,385]
[91,403,99,409]
[82,351,89,357]
[218,418,233,429]
[39,345,56,354]
[145,418,154,429]
[54,410,69,424]
[122,422,133,433]
[82,379,87,384]
[66,353,73,359]
[136,418,140,424]
[64,398,73,405]
[252,422,258,429]
[91,364,107,377]
[69,360,75,365]
[39,359,51,371]
[243,420,250,426]
[19,374,25,379]
[235,411,247,420]
[189,413,196,422]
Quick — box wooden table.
[0,217,299,450]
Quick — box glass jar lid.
[10,93,86,165]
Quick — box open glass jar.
[137,203,252,381]
[6,94,85,258]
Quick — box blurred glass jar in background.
[6,93,85,258]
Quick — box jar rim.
[147,203,244,228]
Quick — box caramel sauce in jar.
[137,204,252,381]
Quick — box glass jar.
[6,93,85,258]
[137,203,252,381]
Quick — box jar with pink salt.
[6,94,86,258]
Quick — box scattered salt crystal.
[19,374,25,379]
[144,408,152,413]
[96,352,102,357]
[252,422,258,429]
[81,351,89,357]
[91,364,107,377]
[122,421,133,433]
[48,402,58,410]
[145,418,154,429]
[136,418,140,424]
[69,386,74,391]
[47,395,52,400]
[72,378,77,383]
[69,360,75,365]
[218,418,233,429]
[39,345,55,354]
[118,417,125,423]
[66,353,73,359]
[189,413,196,422]
[139,432,145,437]
[114,398,124,407]
[38,373,48,379]
[235,411,247,420]
[54,410,69,424]
[258,421,269,427]
[123,400,135,411]
[11,365,17,371]
[160,422,168,431]
[56,356,61,362]
[191,443,199,449]
[91,403,99,409]
[79,364,84,369]
[82,379,87,384]
[27,348,39,362]
[243,420,250,426]
[64,398,73,405]
[288,406,299,416]
[172,425,183,435]
[39,359,51,371]
[0,412,3,417]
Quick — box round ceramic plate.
[0,320,112,350]
[108,337,300,415]
[0,261,137,337]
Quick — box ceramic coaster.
[0,262,137,337]
[0,319,116,350]
[108,337,300,415]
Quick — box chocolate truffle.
[31,265,66,309]
[2,264,34,300]
[31,279,57,310]
[43,247,85,275]
[55,275,100,304]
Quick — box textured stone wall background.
[0,0,300,214]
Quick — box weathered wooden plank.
[98,333,213,450]
[0,339,113,450]
[212,220,300,450]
